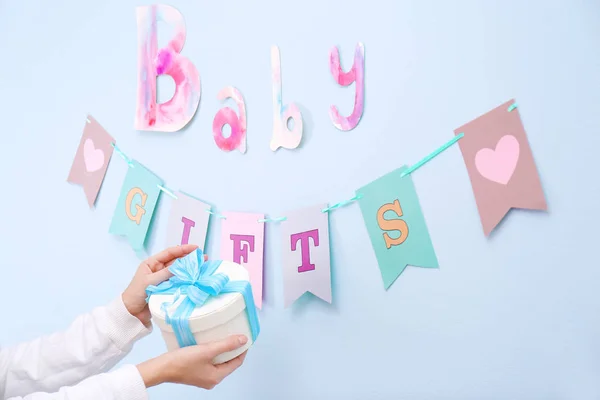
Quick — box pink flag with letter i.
[280,204,332,308]
[454,99,547,236]
[67,115,115,208]
[220,212,265,309]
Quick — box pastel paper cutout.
[135,5,200,132]
[220,212,265,309]
[109,160,163,254]
[357,166,438,289]
[212,87,247,153]
[270,46,303,151]
[281,204,332,308]
[180,217,195,245]
[67,116,115,208]
[475,135,520,184]
[165,191,211,249]
[83,139,105,172]
[454,99,547,236]
[329,43,365,131]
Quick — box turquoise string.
[110,143,135,168]
[507,103,518,112]
[258,216,287,223]
[400,133,464,178]
[110,143,177,198]
[206,208,227,219]
[322,193,364,213]
[157,185,178,199]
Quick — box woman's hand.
[137,335,249,389]
[122,244,203,326]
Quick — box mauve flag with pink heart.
[454,99,547,236]
[67,115,115,208]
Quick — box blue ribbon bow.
[145,249,260,348]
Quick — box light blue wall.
[1,0,599,398]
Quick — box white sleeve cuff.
[107,365,148,400]
[103,296,152,351]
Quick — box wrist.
[121,290,135,315]
[121,291,151,326]
[137,354,170,388]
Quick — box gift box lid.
[148,260,250,333]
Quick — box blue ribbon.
[145,249,260,348]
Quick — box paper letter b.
[270,46,303,151]
[135,4,201,132]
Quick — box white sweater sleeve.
[0,296,151,399]
[5,365,147,400]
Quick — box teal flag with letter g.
[357,165,438,289]
[109,160,163,255]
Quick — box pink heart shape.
[474,135,520,185]
[83,138,105,173]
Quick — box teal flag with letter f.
[109,160,163,255]
[357,165,438,289]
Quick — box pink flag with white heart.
[67,115,115,207]
[454,99,547,236]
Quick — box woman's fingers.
[146,267,174,286]
[147,244,199,271]
[216,351,247,376]
[206,335,248,359]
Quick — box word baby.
[135,4,365,152]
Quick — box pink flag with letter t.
[220,212,265,309]
[454,99,547,236]
[281,204,332,308]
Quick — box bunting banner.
[67,116,115,207]
[454,100,547,236]
[165,191,211,248]
[220,212,266,309]
[357,166,438,289]
[281,204,332,307]
[72,97,548,307]
[62,5,553,309]
[109,160,163,254]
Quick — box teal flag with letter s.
[357,165,438,289]
[109,160,163,254]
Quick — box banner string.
[395,102,515,179]
[104,121,468,223]
[258,216,288,223]
[322,193,364,213]
[110,142,179,200]
[206,208,227,219]
[157,185,178,199]
[110,142,135,168]
[400,133,464,178]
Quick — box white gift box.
[149,260,257,364]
